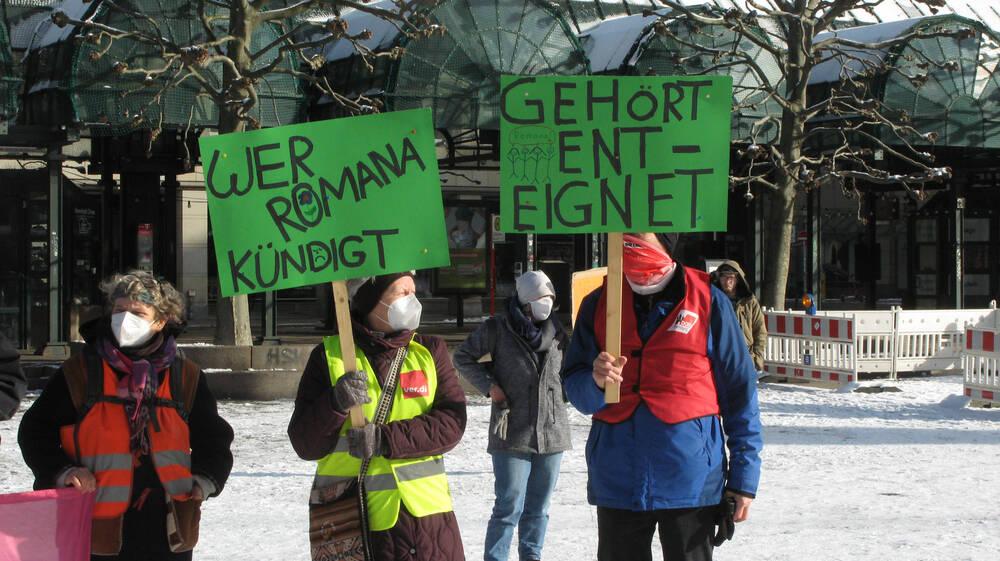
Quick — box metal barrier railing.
[964,328,1000,405]
[763,312,857,384]
[764,302,1000,385]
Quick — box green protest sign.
[499,75,732,233]
[199,109,450,297]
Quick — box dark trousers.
[597,506,715,561]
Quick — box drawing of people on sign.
[507,126,555,183]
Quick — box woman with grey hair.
[19,270,234,561]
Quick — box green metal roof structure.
[0,2,23,126]
[386,0,589,130]
[319,0,588,131]
[20,0,304,134]
[549,0,657,33]
[812,15,1000,149]
[319,0,781,138]
[580,8,782,142]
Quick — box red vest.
[594,267,720,424]
[60,361,195,519]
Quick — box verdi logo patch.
[668,310,699,334]
[400,370,429,398]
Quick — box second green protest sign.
[200,108,449,297]
[500,75,732,233]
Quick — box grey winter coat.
[453,316,572,455]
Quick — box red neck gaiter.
[623,234,674,286]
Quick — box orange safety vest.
[59,350,200,554]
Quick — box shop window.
[436,206,488,294]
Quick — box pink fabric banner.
[0,488,93,561]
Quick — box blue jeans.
[484,451,563,561]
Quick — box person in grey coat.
[453,270,571,561]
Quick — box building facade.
[1,0,999,351]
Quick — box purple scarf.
[97,334,177,455]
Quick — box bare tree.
[51,0,441,344]
[652,0,959,308]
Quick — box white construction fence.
[763,302,1000,386]
[963,328,1000,406]
[761,313,857,384]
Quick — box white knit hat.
[516,270,555,303]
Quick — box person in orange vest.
[18,271,234,561]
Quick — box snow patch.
[836,381,861,393]
[939,393,972,410]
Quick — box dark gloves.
[347,423,386,460]
[332,371,371,413]
[711,496,737,547]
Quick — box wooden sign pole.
[332,281,367,427]
[604,232,623,404]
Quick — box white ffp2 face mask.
[381,294,422,332]
[529,298,553,322]
[111,311,156,348]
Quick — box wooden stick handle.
[605,233,624,404]
[332,281,366,427]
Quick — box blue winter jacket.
[562,270,763,511]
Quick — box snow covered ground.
[3,375,999,561]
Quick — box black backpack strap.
[82,348,106,417]
[151,355,192,423]
[61,353,88,415]
[154,351,200,423]
[486,317,498,359]
[170,358,185,407]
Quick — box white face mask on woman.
[111,311,156,348]
[380,294,422,333]
[529,298,553,322]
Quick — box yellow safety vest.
[313,336,454,531]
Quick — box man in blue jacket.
[562,233,762,561]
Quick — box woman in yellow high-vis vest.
[288,272,468,561]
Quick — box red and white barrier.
[966,329,997,353]
[764,311,857,386]
[765,304,1000,387]
[964,328,1000,405]
[766,314,854,342]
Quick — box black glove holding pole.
[711,496,737,547]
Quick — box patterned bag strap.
[357,344,408,561]
[371,346,407,428]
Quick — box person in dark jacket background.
[0,332,26,433]
[711,260,767,372]
[288,272,467,561]
[454,270,571,561]
[18,271,234,561]
[562,233,762,561]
